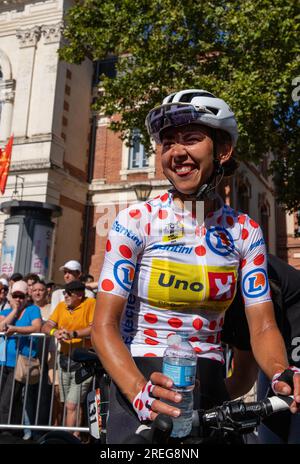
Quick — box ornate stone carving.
[16,26,41,48]
[41,22,64,45]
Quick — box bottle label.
[163,361,196,387]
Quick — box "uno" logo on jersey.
[242,268,268,298]
[206,227,235,256]
[158,273,204,292]
[113,259,136,292]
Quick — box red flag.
[0,135,14,194]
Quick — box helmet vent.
[179,91,214,102]
[205,106,219,115]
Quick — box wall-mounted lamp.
[134,183,152,202]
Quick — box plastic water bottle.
[162,333,197,438]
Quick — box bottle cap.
[167,334,181,346]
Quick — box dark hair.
[32,280,46,288]
[24,273,40,284]
[215,129,239,177]
[80,273,94,283]
[10,273,23,282]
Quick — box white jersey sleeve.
[98,205,146,299]
[239,215,271,307]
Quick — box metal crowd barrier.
[0,332,104,436]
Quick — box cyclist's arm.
[91,291,182,420]
[245,301,287,378]
[225,347,258,400]
[245,301,300,410]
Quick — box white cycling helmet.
[145,89,238,147]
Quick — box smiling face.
[160,124,215,196]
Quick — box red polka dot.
[145,203,152,213]
[238,215,246,225]
[158,209,168,220]
[101,279,114,291]
[119,245,132,259]
[209,321,217,331]
[144,313,158,324]
[250,219,259,229]
[226,216,234,226]
[106,240,112,252]
[168,317,183,329]
[217,216,222,224]
[254,254,265,266]
[194,347,202,353]
[167,332,176,338]
[144,329,157,338]
[193,318,203,331]
[144,353,157,357]
[134,399,144,410]
[175,214,183,222]
[219,318,224,327]
[129,209,141,219]
[195,226,201,236]
[189,336,200,342]
[161,193,169,202]
[202,227,207,236]
[241,259,247,268]
[206,336,215,343]
[195,245,206,256]
[145,223,151,235]
[145,338,159,345]
[241,229,249,240]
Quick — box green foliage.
[59,0,300,210]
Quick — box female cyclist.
[91,89,300,444]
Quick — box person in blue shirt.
[0,280,42,431]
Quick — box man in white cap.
[50,260,94,312]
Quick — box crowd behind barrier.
[0,261,100,442]
[0,333,94,438]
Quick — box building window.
[128,129,149,170]
[295,211,300,238]
[260,203,269,250]
[236,177,251,214]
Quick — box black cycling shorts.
[106,356,230,444]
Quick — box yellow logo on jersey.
[162,222,184,242]
[148,259,237,312]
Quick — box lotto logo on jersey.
[242,268,268,298]
[206,227,235,256]
[208,270,236,301]
[113,259,136,292]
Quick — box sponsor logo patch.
[162,222,184,242]
[206,227,235,256]
[113,259,136,292]
[242,268,268,298]
[148,259,237,311]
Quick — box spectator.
[0,281,42,434]
[0,278,10,311]
[42,280,95,436]
[24,273,40,304]
[50,260,94,312]
[45,281,55,304]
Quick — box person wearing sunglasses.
[0,278,10,311]
[91,89,300,444]
[0,280,42,432]
[42,280,95,437]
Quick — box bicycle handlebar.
[128,395,293,444]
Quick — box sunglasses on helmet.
[145,102,214,144]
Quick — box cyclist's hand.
[132,372,182,422]
[272,367,300,413]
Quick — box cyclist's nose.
[169,143,188,159]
